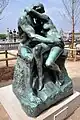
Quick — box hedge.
[0,34,7,39]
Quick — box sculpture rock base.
[12,57,73,117]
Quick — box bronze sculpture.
[12,3,73,117]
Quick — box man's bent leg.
[33,43,49,91]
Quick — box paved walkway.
[66,61,80,120]
[66,61,80,92]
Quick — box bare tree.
[0,0,9,17]
[62,0,80,57]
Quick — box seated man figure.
[28,3,64,90]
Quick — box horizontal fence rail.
[0,42,20,66]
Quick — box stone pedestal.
[0,85,80,120]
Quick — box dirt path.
[0,50,17,87]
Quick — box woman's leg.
[45,46,63,71]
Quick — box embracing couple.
[18,3,64,92]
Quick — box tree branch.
[62,0,80,29]
[0,0,9,15]
[62,0,72,18]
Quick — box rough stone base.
[12,57,73,117]
[19,81,73,117]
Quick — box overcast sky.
[0,0,80,33]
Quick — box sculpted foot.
[38,75,44,91]
[56,81,62,86]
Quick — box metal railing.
[0,42,20,51]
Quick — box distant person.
[13,29,16,42]
[17,32,19,39]
[6,28,9,41]
[9,30,13,42]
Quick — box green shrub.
[0,34,7,39]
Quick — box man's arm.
[27,9,59,37]
[28,9,48,22]
[19,19,55,44]
[26,9,64,48]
